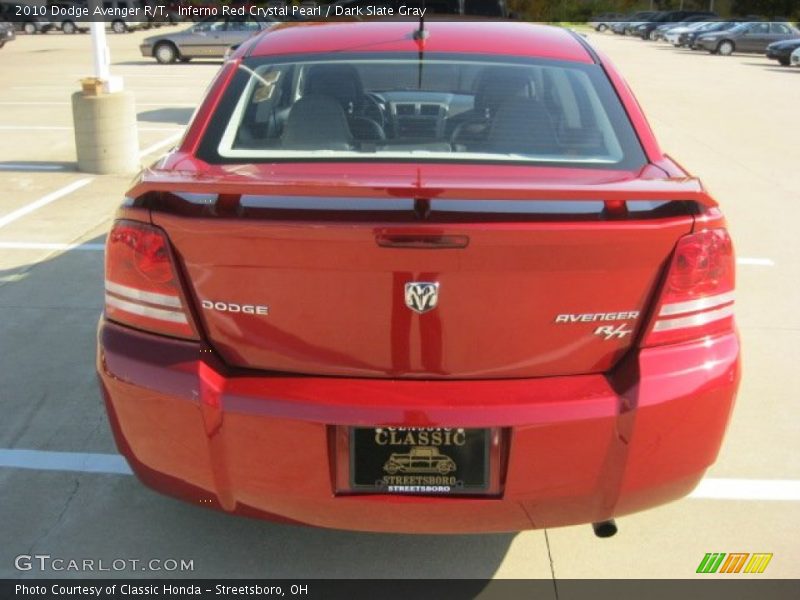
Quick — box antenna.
[413,1,429,40]
[413,1,428,88]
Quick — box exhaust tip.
[592,519,618,538]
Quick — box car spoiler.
[128,160,718,210]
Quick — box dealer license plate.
[350,427,489,495]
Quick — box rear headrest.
[475,68,533,113]
[303,64,363,109]
[282,95,352,150]
[488,97,557,155]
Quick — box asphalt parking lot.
[0,26,798,585]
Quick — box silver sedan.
[140,17,271,64]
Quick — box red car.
[97,21,740,534]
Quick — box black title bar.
[4,579,800,600]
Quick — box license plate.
[350,427,489,495]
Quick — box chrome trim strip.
[430,200,605,214]
[105,281,182,308]
[659,291,735,317]
[653,304,734,332]
[240,196,414,211]
[105,295,188,324]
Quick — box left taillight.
[104,219,199,340]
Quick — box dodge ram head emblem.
[405,282,439,314]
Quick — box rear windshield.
[197,53,646,170]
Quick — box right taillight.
[104,220,198,340]
[643,228,735,347]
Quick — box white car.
[665,22,709,46]
[589,13,624,32]
[791,46,800,66]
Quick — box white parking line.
[0,102,197,107]
[0,178,92,230]
[0,126,72,131]
[737,257,775,267]
[690,478,800,501]
[1,448,799,501]
[11,86,201,91]
[139,131,184,159]
[0,163,67,171]
[0,449,132,475]
[0,241,104,251]
[0,126,183,132]
[0,102,74,106]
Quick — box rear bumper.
[97,320,740,533]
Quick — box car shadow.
[115,60,225,66]
[114,60,164,66]
[138,107,195,125]
[739,61,798,71]
[0,235,533,582]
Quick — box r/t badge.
[594,324,633,340]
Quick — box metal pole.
[89,21,110,82]
[87,0,123,93]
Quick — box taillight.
[643,228,735,346]
[104,220,198,339]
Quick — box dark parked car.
[634,11,717,41]
[610,11,658,35]
[695,22,800,55]
[0,20,15,47]
[682,20,745,49]
[0,2,54,33]
[651,15,716,42]
[766,38,800,65]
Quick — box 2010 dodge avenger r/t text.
[96,21,740,534]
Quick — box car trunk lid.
[143,161,708,378]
